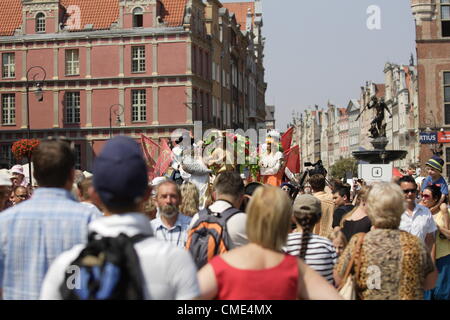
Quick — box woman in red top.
[197,185,342,300]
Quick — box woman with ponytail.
[283,194,338,284]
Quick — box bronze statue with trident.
[356,96,392,139]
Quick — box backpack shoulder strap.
[88,232,149,244]
[189,208,213,231]
[197,207,211,219]
[192,205,242,227]
[220,206,242,221]
[129,234,150,244]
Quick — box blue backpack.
[59,233,148,300]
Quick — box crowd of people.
[0,135,448,300]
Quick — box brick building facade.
[0,0,267,170]
[411,0,450,176]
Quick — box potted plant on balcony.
[11,139,40,162]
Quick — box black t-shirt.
[341,216,372,242]
[332,204,355,228]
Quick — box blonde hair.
[179,182,200,217]
[246,185,293,251]
[203,183,214,208]
[340,185,372,229]
[366,182,405,229]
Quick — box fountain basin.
[352,150,407,164]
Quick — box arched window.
[133,7,143,28]
[36,12,46,33]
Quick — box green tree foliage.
[329,157,358,179]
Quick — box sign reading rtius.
[419,132,438,144]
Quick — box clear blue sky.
[223,0,416,130]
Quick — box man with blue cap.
[40,136,200,300]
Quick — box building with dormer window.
[0,0,267,169]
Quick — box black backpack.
[60,233,148,300]
[185,206,241,269]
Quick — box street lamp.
[25,66,46,188]
[109,104,124,138]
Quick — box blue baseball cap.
[93,136,148,209]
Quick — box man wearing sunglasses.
[398,175,437,253]
[11,186,29,205]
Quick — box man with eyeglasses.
[398,175,437,253]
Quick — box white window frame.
[2,53,15,78]
[2,94,15,125]
[445,72,450,124]
[65,92,80,124]
[132,46,146,73]
[65,49,80,76]
[442,0,450,37]
[232,64,237,87]
[132,89,147,122]
[36,12,46,33]
[133,7,144,28]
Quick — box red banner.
[281,127,294,152]
[140,134,159,180]
[285,145,300,174]
[153,138,174,177]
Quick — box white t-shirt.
[40,213,200,300]
[189,200,248,248]
[415,176,426,190]
[399,204,437,242]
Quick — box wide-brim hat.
[10,165,24,176]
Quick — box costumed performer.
[259,131,284,186]
[179,140,211,209]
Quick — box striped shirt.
[283,232,337,283]
[0,188,101,300]
[151,213,192,248]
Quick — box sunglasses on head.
[403,189,417,194]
